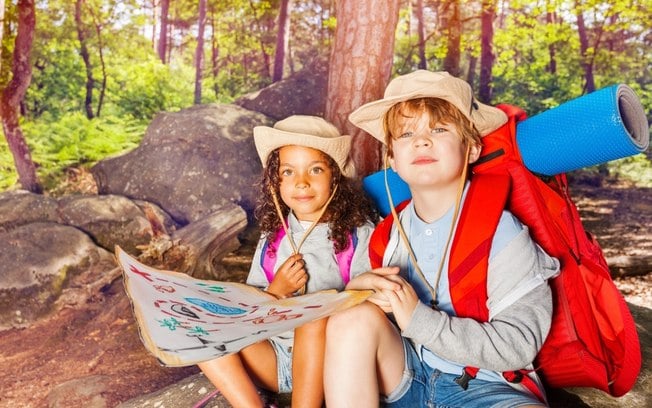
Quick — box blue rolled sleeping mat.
[363,84,650,217]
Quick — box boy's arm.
[402,229,559,372]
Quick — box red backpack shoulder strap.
[449,173,511,321]
[369,199,411,268]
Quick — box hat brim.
[349,84,508,143]
[253,127,355,178]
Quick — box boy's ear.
[467,143,482,164]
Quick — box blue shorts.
[383,339,546,408]
[269,336,293,393]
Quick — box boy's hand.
[267,253,307,298]
[345,267,401,312]
[382,275,419,331]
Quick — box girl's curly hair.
[254,148,379,253]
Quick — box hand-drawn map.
[117,247,372,367]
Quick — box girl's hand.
[267,253,307,298]
[382,275,419,331]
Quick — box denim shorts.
[269,337,293,393]
[383,338,546,408]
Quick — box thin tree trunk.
[0,0,41,193]
[75,0,95,119]
[88,6,107,117]
[546,9,557,74]
[415,0,426,69]
[0,0,5,74]
[443,0,461,77]
[150,0,157,49]
[210,8,220,99]
[158,0,169,64]
[248,0,272,80]
[478,0,496,103]
[466,53,477,85]
[575,0,595,93]
[326,0,401,177]
[194,0,207,105]
[272,0,290,82]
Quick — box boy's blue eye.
[431,127,447,134]
[398,131,414,139]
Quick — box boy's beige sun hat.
[254,115,355,177]
[349,70,508,143]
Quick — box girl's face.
[278,145,334,222]
[388,113,479,191]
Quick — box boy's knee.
[326,301,385,337]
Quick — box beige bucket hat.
[349,70,508,143]
[253,115,355,177]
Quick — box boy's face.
[278,145,334,222]
[388,113,479,191]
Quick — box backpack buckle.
[503,370,524,383]
[454,369,475,390]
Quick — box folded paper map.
[117,247,372,366]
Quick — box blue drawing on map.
[185,297,247,315]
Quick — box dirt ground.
[0,177,650,407]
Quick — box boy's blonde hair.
[383,97,482,157]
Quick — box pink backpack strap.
[335,229,357,285]
[261,227,357,285]
[261,228,286,283]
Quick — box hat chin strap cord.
[384,144,470,308]
[270,184,339,295]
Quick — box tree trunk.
[0,0,41,193]
[466,53,477,85]
[0,0,5,73]
[75,0,95,120]
[415,0,426,69]
[326,0,401,178]
[88,6,107,117]
[478,0,496,103]
[272,0,290,82]
[575,0,595,93]
[248,0,272,80]
[194,0,207,105]
[158,0,170,64]
[546,9,557,74]
[210,8,220,99]
[443,0,461,77]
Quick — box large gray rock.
[58,194,176,255]
[0,190,177,256]
[0,222,115,329]
[235,59,329,120]
[91,104,273,224]
[0,189,59,232]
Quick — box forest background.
[0,0,650,194]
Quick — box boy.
[323,70,560,407]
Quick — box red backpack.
[368,104,641,397]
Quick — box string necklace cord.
[383,143,471,306]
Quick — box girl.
[198,115,377,408]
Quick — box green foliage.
[608,152,652,187]
[20,113,146,190]
[107,57,194,120]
